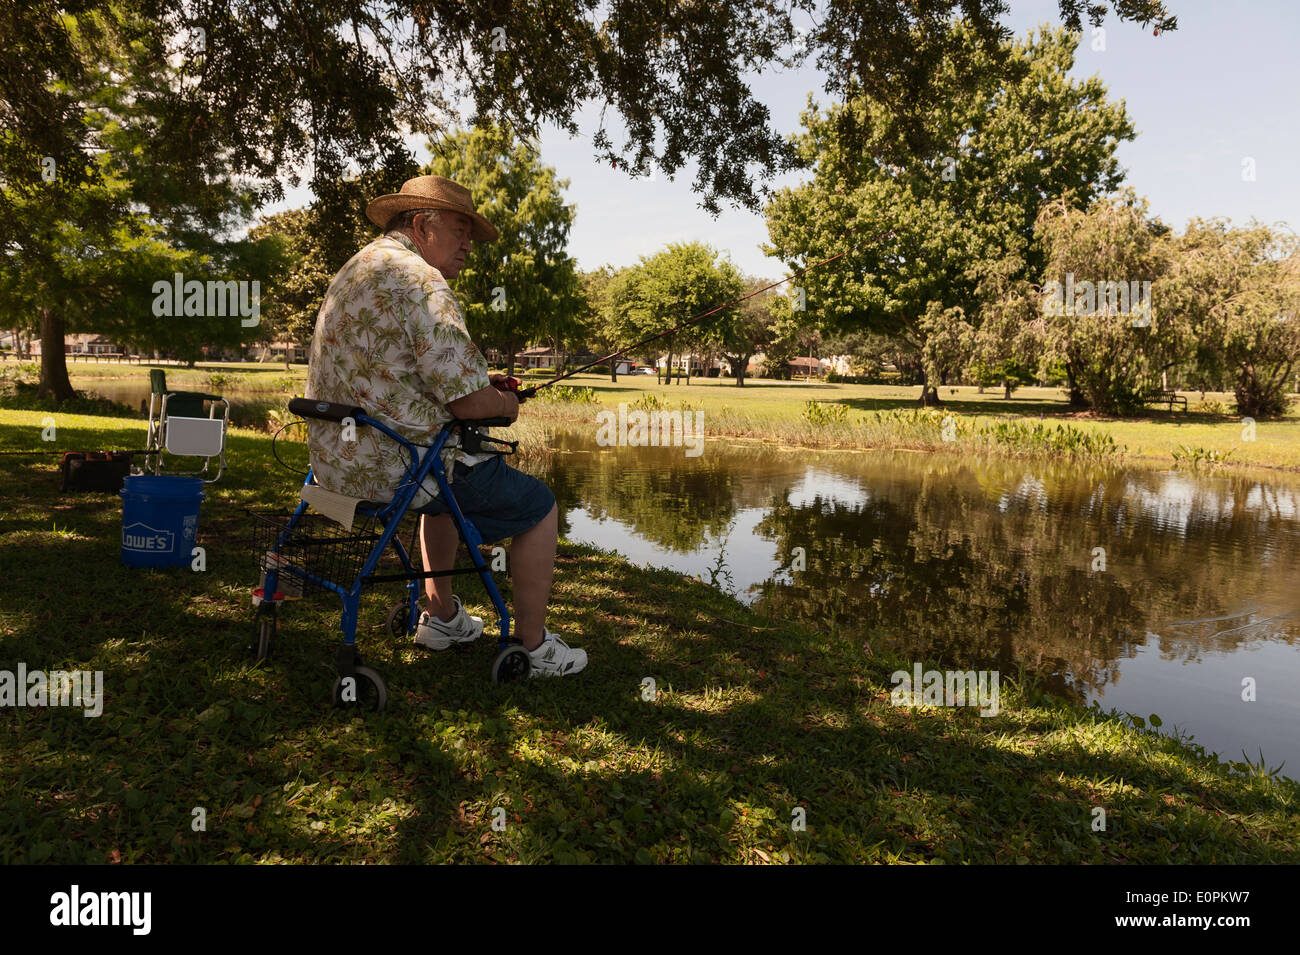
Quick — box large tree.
[763,24,1136,404]
[605,243,745,385]
[424,125,583,376]
[719,281,782,387]
[0,7,275,397]
[1162,221,1300,418]
[1035,191,1174,415]
[577,265,620,381]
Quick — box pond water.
[73,377,290,429]
[529,427,1300,780]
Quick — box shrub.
[978,419,1119,459]
[205,372,239,392]
[630,392,669,412]
[803,400,849,426]
[534,385,597,404]
[1171,445,1234,469]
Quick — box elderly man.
[304,174,586,677]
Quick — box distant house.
[824,354,855,376]
[29,334,120,357]
[514,345,561,369]
[786,356,828,378]
[248,341,303,363]
[71,334,118,355]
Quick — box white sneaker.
[527,628,587,677]
[415,596,484,650]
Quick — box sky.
[265,0,1300,280]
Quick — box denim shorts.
[415,454,555,545]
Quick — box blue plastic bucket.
[120,476,205,568]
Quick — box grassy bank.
[0,411,1296,863]
[523,376,1300,470]
[7,361,1300,469]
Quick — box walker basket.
[248,509,386,598]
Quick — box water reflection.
[534,429,1300,777]
[72,378,288,429]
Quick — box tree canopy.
[603,242,746,384]
[4,0,1177,228]
[763,25,1136,402]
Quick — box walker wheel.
[491,645,531,684]
[386,600,413,638]
[332,665,388,713]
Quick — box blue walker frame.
[254,399,524,706]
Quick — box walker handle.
[289,398,365,423]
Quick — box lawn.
[527,375,1300,470]
[0,407,1296,863]
[12,360,1298,469]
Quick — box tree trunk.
[1003,379,1012,400]
[1064,361,1089,409]
[36,307,76,402]
[916,384,944,407]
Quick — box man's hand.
[489,374,526,399]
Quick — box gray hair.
[385,207,443,233]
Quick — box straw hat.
[365,174,498,241]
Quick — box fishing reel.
[492,375,536,403]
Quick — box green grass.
[0,410,1296,863]
[521,376,1300,470]
[12,362,1300,470]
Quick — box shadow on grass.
[1,415,1296,863]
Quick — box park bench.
[1154,391,1187,412]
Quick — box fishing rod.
[501,230,895,400]
[0,448,151,456]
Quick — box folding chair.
[143,369,230,483]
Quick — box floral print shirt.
[305,231,492,507]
